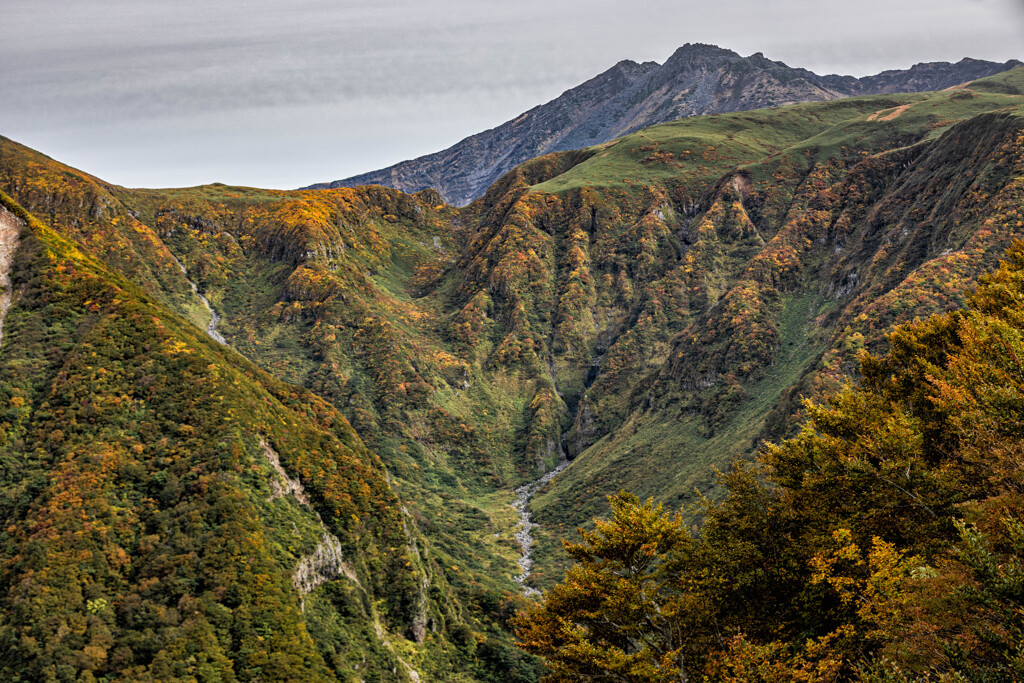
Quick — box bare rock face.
[822,57,1024,95]
[293,532,348,596]
[0,207,22,350]
[305,45,1022,206]
[262,437,311,504]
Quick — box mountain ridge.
[306,44,1022,205]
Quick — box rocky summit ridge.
[306,44,1022,206]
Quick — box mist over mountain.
[307,44,1022,205]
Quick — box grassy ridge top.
[532,67,1024,196]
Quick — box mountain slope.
[2,68,1024,680]
[307,45,1022,206]
[0,185,537,680]
[447,71,1024,584]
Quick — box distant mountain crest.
[305,45,1021,205]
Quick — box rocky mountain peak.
[306,47,1022,205]
[668,42,738,60]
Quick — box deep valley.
[1,65,1024,680]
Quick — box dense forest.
[0,67,1022,680]
[517,241,1024,679]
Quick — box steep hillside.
[308,45,1021,205]
[2,68,1024,680]
[449,71,1024,584]
[0,190,538,680]
[517,242,1024,679]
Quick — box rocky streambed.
[169,252,227,345]
[512,457,569,596]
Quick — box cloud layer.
[3,0,1022,189]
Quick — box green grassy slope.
[532,78,1024,195]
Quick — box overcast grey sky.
[2,0,1023,189]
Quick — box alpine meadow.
[1,21,1024,682]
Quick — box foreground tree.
[514,493,702,681]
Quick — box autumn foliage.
[517,241,1024,680]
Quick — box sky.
[2,0,1023,190]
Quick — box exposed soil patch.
[867,103,914,122]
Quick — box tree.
[514,493,699,682]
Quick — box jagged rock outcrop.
[306,44,1021,206]
[262,437,312,504]
[260,438,356,598]
[0,207,21,349]
[293,532,349,595]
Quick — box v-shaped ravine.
[167,251,227,345]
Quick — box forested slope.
[517,240,1024,680]
[0,193,535,680]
